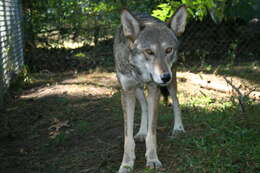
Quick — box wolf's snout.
[160,73,171,83]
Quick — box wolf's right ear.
[169,5,188,36]
[121,9,140,42]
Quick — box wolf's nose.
[161,73,171,83]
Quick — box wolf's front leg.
[168,69,185,136]
[119,89,136,173]
[145,84,162,169]
[134,88,148,142]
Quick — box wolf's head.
[121,6,188,85]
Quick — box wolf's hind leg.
[167,69,185,136]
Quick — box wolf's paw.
[134,132,147,142]
[171,129,185,138]
[118,165,133,173]
[146,159,162,169]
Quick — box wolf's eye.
[165,47,173,54]
[145,49,154,56]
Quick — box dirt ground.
[0,70,259,173]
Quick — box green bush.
[152,0,259,23]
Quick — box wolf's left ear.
[169,5,188,36]
[121,9,140,42]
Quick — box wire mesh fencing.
[0,0,23,108]
[179,18,260,66]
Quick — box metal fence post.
[0,0,24,109]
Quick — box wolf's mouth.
[158,82,169,86]
[150,73,170,86]
[150,73,153,81]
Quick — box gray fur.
[114,6,188,173]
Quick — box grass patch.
[152,92,259,173]
[1,70,259,173]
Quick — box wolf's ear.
[169,5,188,36]
[121,9,140,42]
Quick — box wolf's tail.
[160,86,169,106]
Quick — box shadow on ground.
[1,90,124,173]
[1,70,259,173]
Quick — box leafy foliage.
[152,0,221,22]
[23,0,160,48]
[23,0,259,50]
[152,2,182,21]
[152,0,259,23]
[9,65,32,90]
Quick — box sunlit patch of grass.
[36,40,86,49]
[178,92,234,111]
[155,90,260,173]
[171,116,259,172]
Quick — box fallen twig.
[223,77,245,113]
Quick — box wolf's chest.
[117,70,151,90]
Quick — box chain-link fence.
[23,0,260,73]
[1,1,258,108]
[0,0,23,108]
[179,18,260,65]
